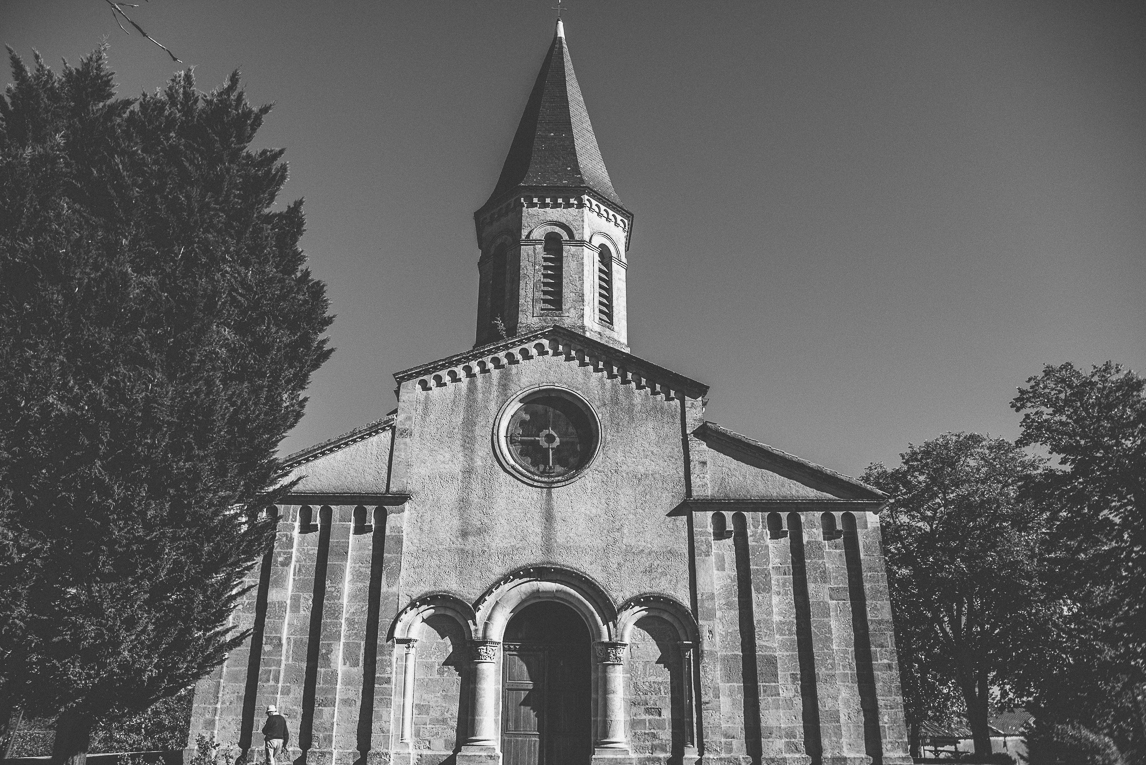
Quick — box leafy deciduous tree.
[0,49,333,765]
[864,433,1048,756]
[1013,362,1146,762]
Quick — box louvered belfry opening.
[472,21,633,351]
[597,244,613,325]
[541,233,564,311]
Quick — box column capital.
[469,639,501,663]
[594,640,628,665]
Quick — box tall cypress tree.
[0,49,333,765]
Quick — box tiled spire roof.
[484,21,623,210]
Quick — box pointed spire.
[483,22,623,210]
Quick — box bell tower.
[474,20,633,352]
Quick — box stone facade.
[188,20,911,765]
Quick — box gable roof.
[483,22,623,212]
[275,414,398,500]
[394,325,708,401]
[282,413,396,470]
[694,421,886,503]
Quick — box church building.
[189,21,912,765]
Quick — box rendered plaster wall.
[285,430,393,494]
[389,352,692,608]
[698,440,838,501]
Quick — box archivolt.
[615,593,699,644]
[473,565,616,642]
[389,591,477,642]
[525,221,575,241]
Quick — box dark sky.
[6,1,1145,477]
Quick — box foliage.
[865,433,1049,756]
[188,734,220,765]
[91,690,193,752]
[892,600,964,757]
[1025,721,1126,765]
[1012,362,1146,761]
[0,48,332,763]
[1013,362,1146,658]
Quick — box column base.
[456,744,501,765]
[821,757,872,765]
[879,757,915,765]
[329,749,363,765]
[760,756,812,765]
[590,753,634,765]
[695,757,752,765]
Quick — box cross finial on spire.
[552,0,567,35]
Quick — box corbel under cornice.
[394,326,708,402]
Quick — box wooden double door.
[501,604,592,765]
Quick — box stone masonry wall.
[188,504,407,765]
[625,616,685,760]
[188,469,911,765]
[410,616,466,763]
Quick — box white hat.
[266,705,277,714]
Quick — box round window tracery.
[495,388,600,486]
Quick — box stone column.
[461,640,501,752]
[821,511,869,763]
[398,639,418,743]
[310,506,353,764]
[331,508,380,765]
[690,510,727,760]
[679,641,699,758]
[854,512,913,765]
[370,506,405,762]
[594,641,629,753]
[799,512,847,764]
[763,514,812,765]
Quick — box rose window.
[496,389,600,485]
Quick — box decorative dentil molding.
[476,192,631,244]
[395,327,707,404]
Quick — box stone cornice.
[280,414,396,471]
[393,326,708,402]
[281,492,410,507]
[475,189,634,249]
[678,498,884,510]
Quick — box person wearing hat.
[262,705,289,765]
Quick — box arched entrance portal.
[501,602,592,765]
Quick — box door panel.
[504,687,541,733]
[502,645,590,765]
[546,651,590,765]
[503,648,544,765]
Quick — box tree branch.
[102,0,180,63]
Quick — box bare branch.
[110,8,129,36]
[101,0,181,63]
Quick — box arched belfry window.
[597,244,613,325]
[489,245,508,332]
[541,233,563,311]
